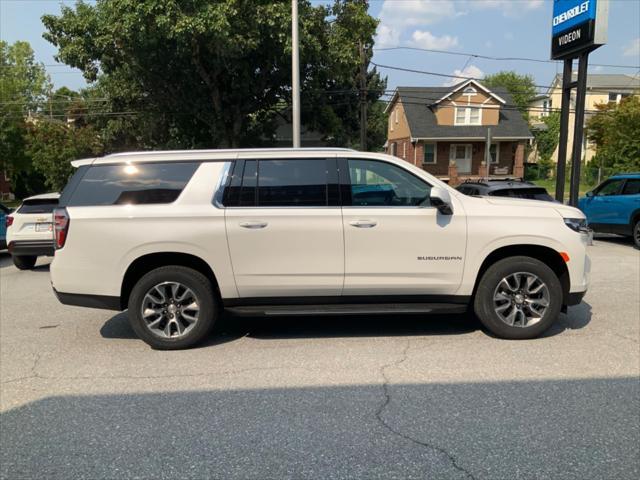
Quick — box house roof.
[394,86,532,140]
[433,79,506,105]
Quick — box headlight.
[564,217,589,233]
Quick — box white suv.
[51,149,590,349]
[7,192,60,270]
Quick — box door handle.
[349,220,377,228]
[239,221,268,229]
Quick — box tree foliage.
[0,41,50,185]
[42,0,386,149]
[482,70,537,115]
[26,120,103,191]
[586,96,640,172]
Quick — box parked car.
[51,149,590,349]
[456,178,555,202]
[579,173,640,248]
[6,193,60,269]
[0,202,12,250]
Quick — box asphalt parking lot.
[1,237,639,480]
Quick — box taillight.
[5,215,13,228]
[54,208,70,250]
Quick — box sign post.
[550,0,608,205]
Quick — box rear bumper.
[8,240,54,257]
[52,287,122,311]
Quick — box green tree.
[482,71,537,116]
[26,120,103,190]
[529,112,560,179]
[42,0,385,149]
[0,40,51,191]
[587,96,640,172]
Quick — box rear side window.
[223,158,334,207]
[622,179,640,195]
[66,162,199,206]
[18,198,59,214]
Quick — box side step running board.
[226,303,467,317]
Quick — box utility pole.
[291,0,301,148]
[359,40,367,151]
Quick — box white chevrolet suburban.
[51,148,590,349]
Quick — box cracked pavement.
[1,236,639,479]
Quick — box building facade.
[528,73,640,164]
[385,80,532,185]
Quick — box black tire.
[473,256,562,340]
[128,266,217,350]
[633,220,640,250]
[13,255,37,270]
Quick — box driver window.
[596,179,624,196]
[347,159,431,207]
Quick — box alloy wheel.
[141,281,200,338]
[493,272,550,328]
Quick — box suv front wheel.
[474,256,562,339]
[128,266,217,350]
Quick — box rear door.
[224,157,344,298]
[340,158,466,296]
[620,178,640,227]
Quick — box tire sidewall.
[128,266,216,350]
[474,256,562,340]
[13,255,37,270]
[633,221,640,249]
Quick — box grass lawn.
[532,178,594,202]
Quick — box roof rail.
[101,147,355,159]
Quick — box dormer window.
[455,106,481,125]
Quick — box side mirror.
[430,186,453,215]
[586,191,594,198]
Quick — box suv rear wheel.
[128,266,217,350]
[474,256,562,339]
[13,255,37,270]
[633,219,640,249]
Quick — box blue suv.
[0,202,11,250]
[579,173,640,248]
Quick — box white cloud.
[622,38,640,58]
[408,30,459,50]
[443,65,485,86]
[375,0,461,47]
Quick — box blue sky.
[2,0,639,95]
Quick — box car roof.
[23,192,61,201]
[610,172,640,179]
[460,179,544,191]
[72,148,357,167]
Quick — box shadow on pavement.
[1,378,638,479]
[593,233,636,248]
[101,300,593,347]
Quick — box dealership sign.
[551,0,609,59]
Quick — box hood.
[483,197,584,218]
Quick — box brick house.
[384,80,532,185]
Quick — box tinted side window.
[67,162,199,206]
[346,159,431,207]
[256,159,328,207]
[622,179,640,195]
[18,199,59,214]
[595,179,624,196]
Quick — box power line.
[374,46,640,70]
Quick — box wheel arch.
[120,252,221,310]
[472,244,570,306]
[630,208,640,227]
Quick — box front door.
[450,144,472,174]
[340,158,467,296]
[582,178,626,225]
[224,157,344,298]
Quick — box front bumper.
[8,240,55,257]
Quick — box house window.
[463,87,477,95]
[454,107,481,125]
[423,143,436,165]
[402,142,406,159]
[608,92,620,104]
[389,115,394,132]
[489,143,499,164]
[389,142,397,157]
[395,108,399,124]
